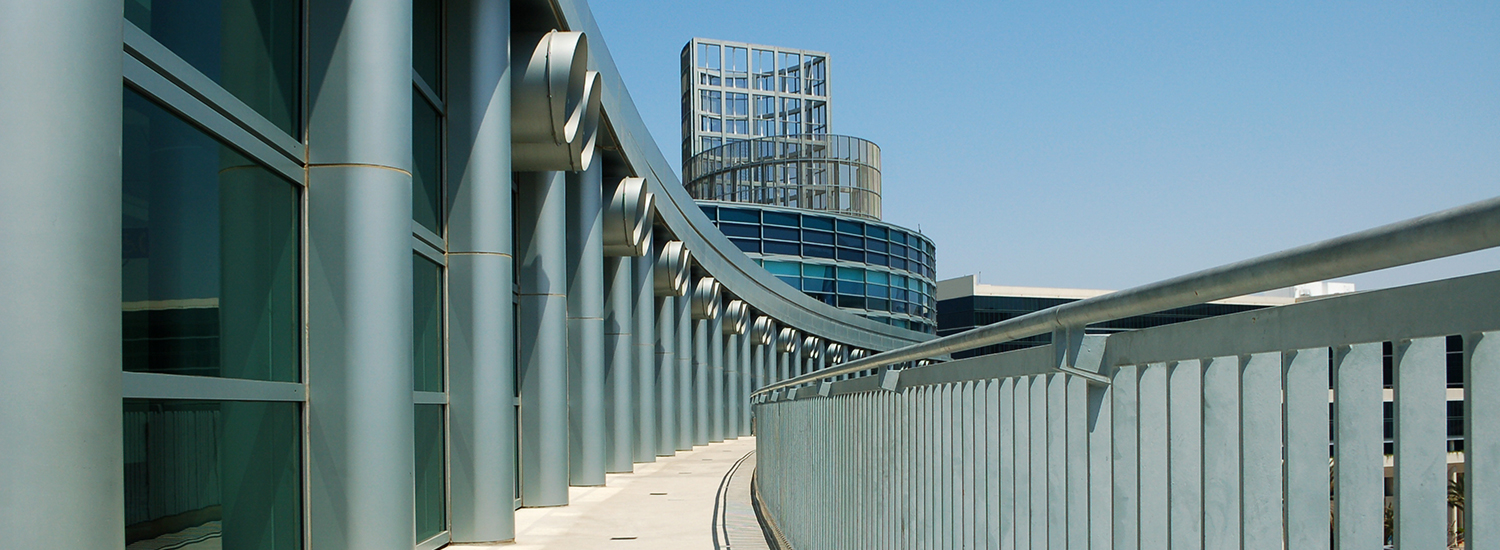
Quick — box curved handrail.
[753,195,1500,396]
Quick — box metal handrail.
[753,195,1500,396]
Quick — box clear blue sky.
[590,0,1499,291]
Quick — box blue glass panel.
[836,295,866,309]
[866,239,888,253]
[803,278,836,293]
[837,233,864,248]
[837,281,864,296]
[890,257,907,271]
[764,211,800,227]
[867,285,888,298]
[719,222,760,238]
[836,266,864,281]
[763,226,800,241]
[776,275,800,288]
[890,231,907,245]
[803,230,834,245]
[891,244,908,258]
[867,298,890,312]
[699,205,717,219]
[866,271,889,284]
[867,253,888,266]
[730,238,760,253]
[836,219,864,235]
[836,248,864,262]
[763,241,800,256]
[763,260,801,276]
[720,207,759,223]
[802,264,835,279]
[865,225,888,240]
[891,302,908,314]
[804,244,835,259]
[802,215,834,231]
[891,288,908,302]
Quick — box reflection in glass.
[124,399,301,549]
[415,404,447,541]
[414,255,444,392]
[413,0,442,90]
[122,90,299,382]
[125,0,301,137]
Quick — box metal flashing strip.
[123,371,306,402]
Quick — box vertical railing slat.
[1285,347,1331,550]
[1393,337,1447,548]
[988,379,1003,549]
[1067,375,1091,550]
[1169,360,1204,549]
[1090,378,1114,550]
[1240,351,1284,550]
[1048,374,1068,550]
[1001,377,1018,550]
[1031,375,1049,550]
[962,382,977,550]
[1333,343,1384,550]
[1138,363,1169,549]
[1467,332,1498,550]
[1201,355,1241,550]
[1112,365,1140,550]
[1015,377,1032,550]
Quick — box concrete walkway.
[452,437,762,550]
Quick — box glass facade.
[700,203,937,334]
[684,134,883,220]
[682,38,829,167]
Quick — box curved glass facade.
[700,202,937,333]
[685,134,882,220]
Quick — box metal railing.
[751,196,1500,549]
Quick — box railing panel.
[1333,343,1384,550]
[1285,347,1332,550]
[1393,337,1448,548]
[1089,381,1114,550]
[1066,376,1090,550]
[1139,363,1170,549]
[1469,331,1499,550]
[987,379,1003,549]
[1240,351,1285,550]
[963,381,979,550]
[1015,377,1033,549]
[1030,375,1048,549]
[1000,377,1018,550]
[1168,360,1204,549]
[1047,374,1067,550]
[1112,365,1140,550]
[1201,355,1241,550]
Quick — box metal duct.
[777,328,800,354]
[801,336,823,360]
[511,31,596,171]
[722,300,749,335]
[826,343,847,365]
[690,277,722,320]
[603,177,653,257]
[849,349,869,361]
[653,241,690,296]
[750,317,775,346]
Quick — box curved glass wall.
[685,134,883,220]
[700,203,937,333]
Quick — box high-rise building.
[681,38,938,333]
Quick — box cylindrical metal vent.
[776,328,800,353]
[826,343,847,365]
[690,277,722,320]
[849,349,869,361]
[750,316,775,346]
[800,336,823,360]
[511,31,598,171]
[603,177,653,257]
[721,300,749,335]
[654,241,690,296]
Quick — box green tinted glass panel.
[866,271,889,285]
[414,255,443,392]
[412,0,442,90]
[413,96,443,233]
[415,404,447,540]
[763,261,801,276]
[123,90,300,382]
[836,267,864,281]
[124,399,301,549]
[802,264,835,279]
[125,0,301,137]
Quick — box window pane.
[124,399,302,548]
[763,261,801,276]
[726,46,748,72]
[415,404,446,541]
[414,255,443,392]
[412,0,442,90]
[413,96,442,233]
[125,0,302,137]
[123,90,299,382]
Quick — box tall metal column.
[634,237,657,462]
[724,331,738,440]
[656,293,678,457]
[604,253,633,473]
[739,329,753,436]
[709,314,724,443]
[444,0,514,540]
[305,1,414,547]
[676,279,694,450]
[566,154,605,486]
[516,170,568,506]
[0,0,122,545]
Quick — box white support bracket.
[1053,327,1111,385]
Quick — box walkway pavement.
[452,436,764,550]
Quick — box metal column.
[0,0,122,545]
[677,279,694,450]
[566,154,605,486]
[305,0,414,547]
[516,170,568,506]
[444,0,514,540]
[634,237,657,462]
[604,252,633,473]
[708,315,724,443]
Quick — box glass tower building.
[682,38,937,333]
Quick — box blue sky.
[590,0,1499,291]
